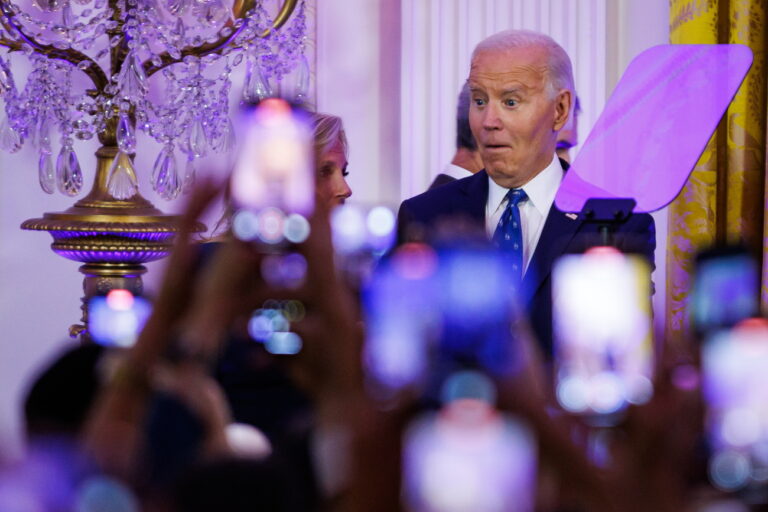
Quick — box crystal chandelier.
[0,0,308,199]
[0,0,308,338]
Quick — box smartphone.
[702,319,768,491]
[88,289,152,348]
[402,403,537,512]
[552,247,653,416]
[230,99,314,243]
[362,241,521,402]
[691,246,759,335]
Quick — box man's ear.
[553,89,572,131]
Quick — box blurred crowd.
[7,180,765,512]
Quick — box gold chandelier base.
[21,145,203,340]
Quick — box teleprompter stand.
[578,198,637,247]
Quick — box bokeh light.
[331,203,366,253]
[260,253,307,289]
[556,375,590,413]
[265,332,302,355]
[392,243,437,281]
[106,289,134,311]
[367,206,395,238]
[257,207,286,244]
[284,213,311,243]
[710,450,751,491]
[231,209,260,241]
[75,476,139,512]
[441,371,496,406]
[722,408,761,447]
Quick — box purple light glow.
[556,44,753,213]
[52,249,170,263]
[48,231,176,241]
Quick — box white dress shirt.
[485,154,565,274]
[440,163,473,181]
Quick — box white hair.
[471,29,575,97]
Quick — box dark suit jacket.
[396,168,656,357]
[427,172,458,189]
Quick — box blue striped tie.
[492,188,528,281]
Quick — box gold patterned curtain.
[666,0,767,342]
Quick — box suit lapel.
[521,206,584,305]
[457,169,489,225]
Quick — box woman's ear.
[553,90,572,132]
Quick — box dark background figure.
[556,95,580,163]
[428,82,484,190]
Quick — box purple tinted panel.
[555,44,753,213]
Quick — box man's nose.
[482,102,503,130]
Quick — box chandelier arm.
[145,0,298,78]
[259,0,298,37]
[0,5,109,91]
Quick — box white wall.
[315,0,401,206]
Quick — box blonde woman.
[311,112,352,207]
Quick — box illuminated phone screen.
[402,404,536,512]
[692,249,759,333]
[702,319,768,491]
[552,248,653,415]
[363,243,521,401]
[229,99,314,244]
[89,290,152,348]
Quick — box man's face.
[468,45,571,188]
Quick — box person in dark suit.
[428,83,484,189]
[397,30,655,357]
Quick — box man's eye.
[473,98,486,107]
[505,98,518,107]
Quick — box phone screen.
[552,247,653,416]
[702,319,768,491]
[88,289,152,348]
[691,247,759,334]
[229,99,314,243]
[362,242,521,401]
[402,403,536,512]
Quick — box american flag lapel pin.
[565,213,578,220]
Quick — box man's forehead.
[468,47,548,88]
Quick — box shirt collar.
[441,163,474,181]
[487,154,564,214]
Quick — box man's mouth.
[484,144,510,152]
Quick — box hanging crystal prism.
[119,51,148,100]
[182,157,195,193]
[0,63,13,93]
[116,113,137,154]
[0,116,21,153]
[56,145,83,196]
[294,54,311,100]
[35,118,52,153]
[38,150,55,194]
[33,0,62,12]
[243,59,272,103]
[107,151,139,200]
[188,119,207,158]
[62,3,75,25]
[168,0,187,16]
[152,145,181,200]
[212,117,235,153]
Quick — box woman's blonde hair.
[309,112,348,161]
